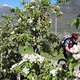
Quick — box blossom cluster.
[10,54,45,70]
[10,53,45,75]
[73,70,80,78]
[22,53,45,63]
[50,66,62,76]
[22,66,29,75]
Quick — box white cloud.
[2,4,9,6]
[0,4,12,8]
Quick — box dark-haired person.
[62,33,80,73]
[63,33,80,60]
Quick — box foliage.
[10,0,62,55]
[57,0,69,4]
[0,0,80,80]
[71,14,80,29]
[0,14,22,80]
[0,14,22,70]
[9,54,80,80]
[10,54,56,80]
[0,0,62,79]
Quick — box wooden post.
[0,53,3,71]
[17,73,21,80]
[55,17,58,35]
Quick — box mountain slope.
[0,0,80,34]
[0,5,11,18]
[58,0,80,33]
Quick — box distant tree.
[71,13,80,29]
[57,0,69,4]
[0,14,22,79]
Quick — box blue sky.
[0,0,57,8]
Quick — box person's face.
[73,38,78,42]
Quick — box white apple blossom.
[10,63,18,70]
[30,0,36,2]
[28,54,37,63]
[52,9,56,14]
[3,69,6,72]
[22,66,29,75]
[35,54,45,63]
[22,54,29,60]
[58,67,62,71]
[33,36,36,39]
[63,77,67,80]
[78,72,80,78]
[45,26,47,28]
[39,0,41,2]
[73,70,77,77]
[49,19,52,23]
[18,60,26,65]
[53,62,57,67]
[32,27,36,31]
[59,11,63,15]
[56,5,60,9]
[30,6,35,9]
[0,28,2,31]
[47,63,53,67]
[25,3,28,6]
[73,54,80,60]
[32,77,35,80]
[73,70,80,78]
[21,54,45,64]
[18,18,21,23]
[37,56,44,63]
[23,8,26,11]
[27,18,33,24]
[37,17,41,25]
[14,28,17,30]
[11,31,15,34]
[73,78,78,80]
[50,69,57,76]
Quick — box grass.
[19,46,64,60]
[19,46,34,54]
[19,46,80,67]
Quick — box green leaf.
[71,19,76,26]
[27,73,32,80]
[68,59,78,75]
[71,18,80,29]
[57,0,69,4]
[71,60,78,70]
[21,0,26,5]
[75,18,79,29]
[52,76,57,80]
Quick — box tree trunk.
[17,73,21,80]
[0,53,3,71]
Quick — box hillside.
[0,0,80,34]
[51,0,80,34]
[0,5,11,18]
